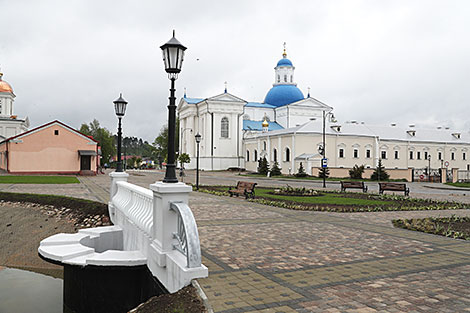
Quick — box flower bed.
[393,216,470,240]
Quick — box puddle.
[0,267,62,313]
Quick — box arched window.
[277,75,280,82]
[246,150,250,162]
[284,75,287,82]
[285,148,290,162]
[290,75,293,82]
[273,148,277,162]
[263,141,267,150]
[254,150,258,161]
[221,117,229,138]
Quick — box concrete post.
[452,168,459,183]
[440,168,447,183]
[149,182,192,265]
[109,171,129,201]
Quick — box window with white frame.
[381,151,387,159]
[424,151,428,160]
[221,117,229,138]
[463,152,467,160]
[438,152,442,160]
[254,149,258,161]
[263,141,266,150]
[451,152,455,160]
[273,148,277,162]
[366,149,371,159]
[395,151,399,159]
[410,151,414,159]
[285,148,290,162]
[353,149,358,158]
[339,148,344,158]
[246,150,250,162]
[417,151,421,160]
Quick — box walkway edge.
[192,279,213,313]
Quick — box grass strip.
[0,176,80,184]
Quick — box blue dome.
[264,84,304,107]
[276,58,293,67]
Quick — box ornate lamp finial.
[282,42,287,58]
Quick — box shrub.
[270,161,282,176]
[349,165,365,179]
[371,159,390,181]
[258,157,269,175]
[295,162,308,177]
[318,167,330,179]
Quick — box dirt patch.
[131,284,207,313]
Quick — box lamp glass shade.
[160,31,187,74]
[113,94,128,117]
[195,133,202,143]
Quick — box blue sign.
[321,158,328,168]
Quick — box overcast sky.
[1,0,469,142]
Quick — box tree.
[80,119,115,165]
[178,153,190,169]
[295,162,308,177]
[349,164,365,179]
[258,157,269,175]
[128,156,137,169]
[371,159,389,181]
[152,118,180,164]
[136,157,142,169]
[318,167,330,179]
[270,161,282,176]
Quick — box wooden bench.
[340,181,368,193]
[379,182,410,196]
[228,181,257,199]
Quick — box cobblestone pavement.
[1,170,470,312]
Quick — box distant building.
[178,46,470,180]
[0,71,29,139]
[0,120,99,175]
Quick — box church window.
[395,151,399,159]
[381,151,387,159]
[464,152,466,160]
[284,75,287,82]
[254,150,258,161]
[221,117,229,138]
[339,148,344,158]
[54,130,59,136]
[246,150,250,162]
[263,141,266,150]
[366,149,371,159]
[353,149,358,158]
[285,148,290,162]
[273,148,277,162]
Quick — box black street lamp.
[160,30,187,183]
[195,133,201,190]
[113,93,128,172]
[320,110,334,188]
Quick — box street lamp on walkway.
[160,30,187,183]
[113,93,128,172]
[195,133,201,190]
[319,110,334,188]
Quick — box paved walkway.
[2,171,470,312]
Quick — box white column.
[108,171,129,224]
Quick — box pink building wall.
[0,121,98,174]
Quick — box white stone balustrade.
[39,171,208,294]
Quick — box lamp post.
[428,155,431,182]
[195,133,201,190]
[113,93,128,172]
[319,110,334,188]
[160,30,187,183]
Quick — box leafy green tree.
[136,157,142,168]
[270,161,282,176]
[152,119,180,164]
[295,162,308,177]
[318,167,330,179]
[178,153,190,169]
[80,119,115,165]
[371,159,390,181]
[349,164,365,179]
[258,157,269,175]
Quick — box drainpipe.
[6,141,9,173]
[237,105,245,169]
[206,103,214,171]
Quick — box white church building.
[0,72,29,139]
[178,48,470,181]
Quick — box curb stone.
[192,279,213,313]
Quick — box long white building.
[178,48,470,181]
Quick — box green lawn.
[255,188,390,206]
[0,176,80,184]
[445,182,470,188]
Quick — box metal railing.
[170,201,202,268]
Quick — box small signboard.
[321,158,328,168]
